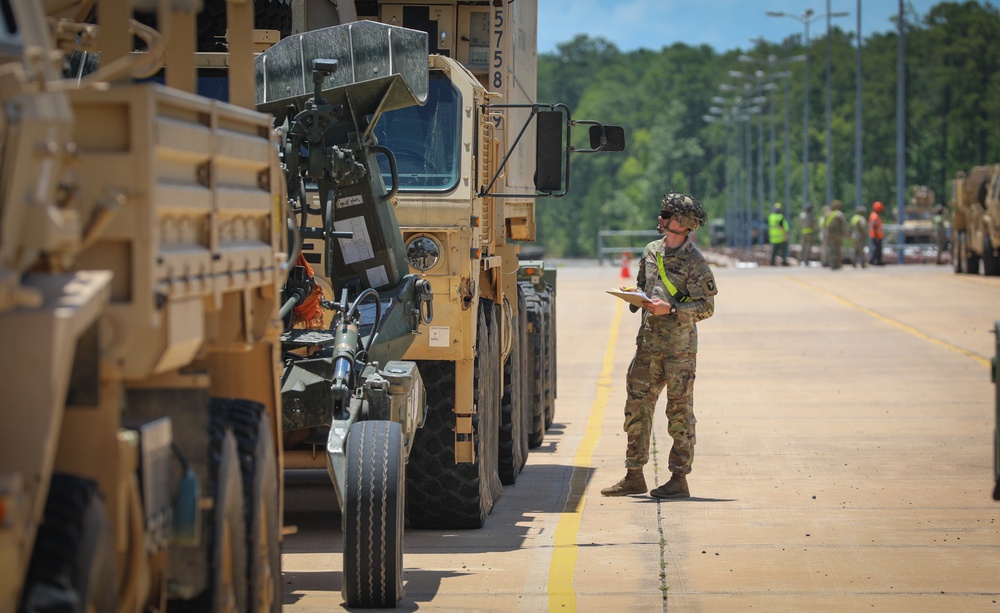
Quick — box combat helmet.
[661,192,707,230]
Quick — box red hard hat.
[873,201,883,212]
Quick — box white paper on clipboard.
[334,216,375,265]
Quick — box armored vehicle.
[951,165,1000,275]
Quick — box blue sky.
[537,0,1000,54]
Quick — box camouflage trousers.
[621,345,697,475]
[801,232,815,264]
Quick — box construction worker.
[824,200,847,270]
[869,201,885,266]
[932,205,948,265]
[798,204,818,265]
[602,192,717,499]
[768,203,790,266]
[850,206,869,268]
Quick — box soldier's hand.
[644,298,673,316]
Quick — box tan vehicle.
[950,165,1000,275]
[902,185,945,243]
[1,1,289,611]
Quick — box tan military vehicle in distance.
[950,165,1000,275]
[1,1,290,610]
[887,185,946,245]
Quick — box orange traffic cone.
[620,252,631,280]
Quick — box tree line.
[534,0,1000,257]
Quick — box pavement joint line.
[547,298,624,611]
[651,432,669,604]
[787,275,990,367]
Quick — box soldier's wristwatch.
[669,304,677,315]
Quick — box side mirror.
[589,124,626,152]
[482,104,625,198]
[534,110,626,195]
[535,110,565,193]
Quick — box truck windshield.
[374,73,461,192]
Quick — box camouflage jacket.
[825,210,847,239]
[632,237,717,354]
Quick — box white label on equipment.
[335,216,375,264]
[336,194,364,209]
[367,264,389,288]
[429,326,450,347]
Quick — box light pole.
[768,8,846,209]
[742,53,807,213]
[855,0,863,211]
[720,84,765,256]
[705,105,736,247]
[727,72,778,250]
[896,0,906,264]
[824,2,850,208]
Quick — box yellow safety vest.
[656,252,691,303]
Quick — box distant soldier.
[869,201,885,266]
[850,206,868,269]
[798,204,818,265]
[824,200,847,270]
[932,205,948,265]
[768,203,790,266]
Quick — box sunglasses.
[658,211,692,234]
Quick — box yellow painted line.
[789,276,991,367]
[547,299,624,611]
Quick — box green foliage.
[535,0,1000,257]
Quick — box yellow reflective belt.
[656,252,691,303]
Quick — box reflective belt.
[656,252,691,303]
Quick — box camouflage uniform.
[799,206,818,265]
[622,231,717,475]
[849,207,868,268]
[932,206,948,265]
[824,200,847,270]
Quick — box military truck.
[1,0,290,610]
[904,185,941,243]
[950,165,1000,276]
[280,0,623,536]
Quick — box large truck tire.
[208,411,249,613]
[407,301,501,529]
[19,474,117,613]
[498,293,528,485]
[954,231,967,273]
[540,282,557,430]
[211,398,281,613]
[957,231,980,274]
[983,233,1000,276]
[343,421,405,608]
[521,283,548,448]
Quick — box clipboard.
[606,289,651,308]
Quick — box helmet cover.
[661,192,707,230]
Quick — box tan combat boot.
[600,469,647,496]
[649,473,690,499]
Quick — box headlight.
[406,235,442,272]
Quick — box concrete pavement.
[281,261,1000,612]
